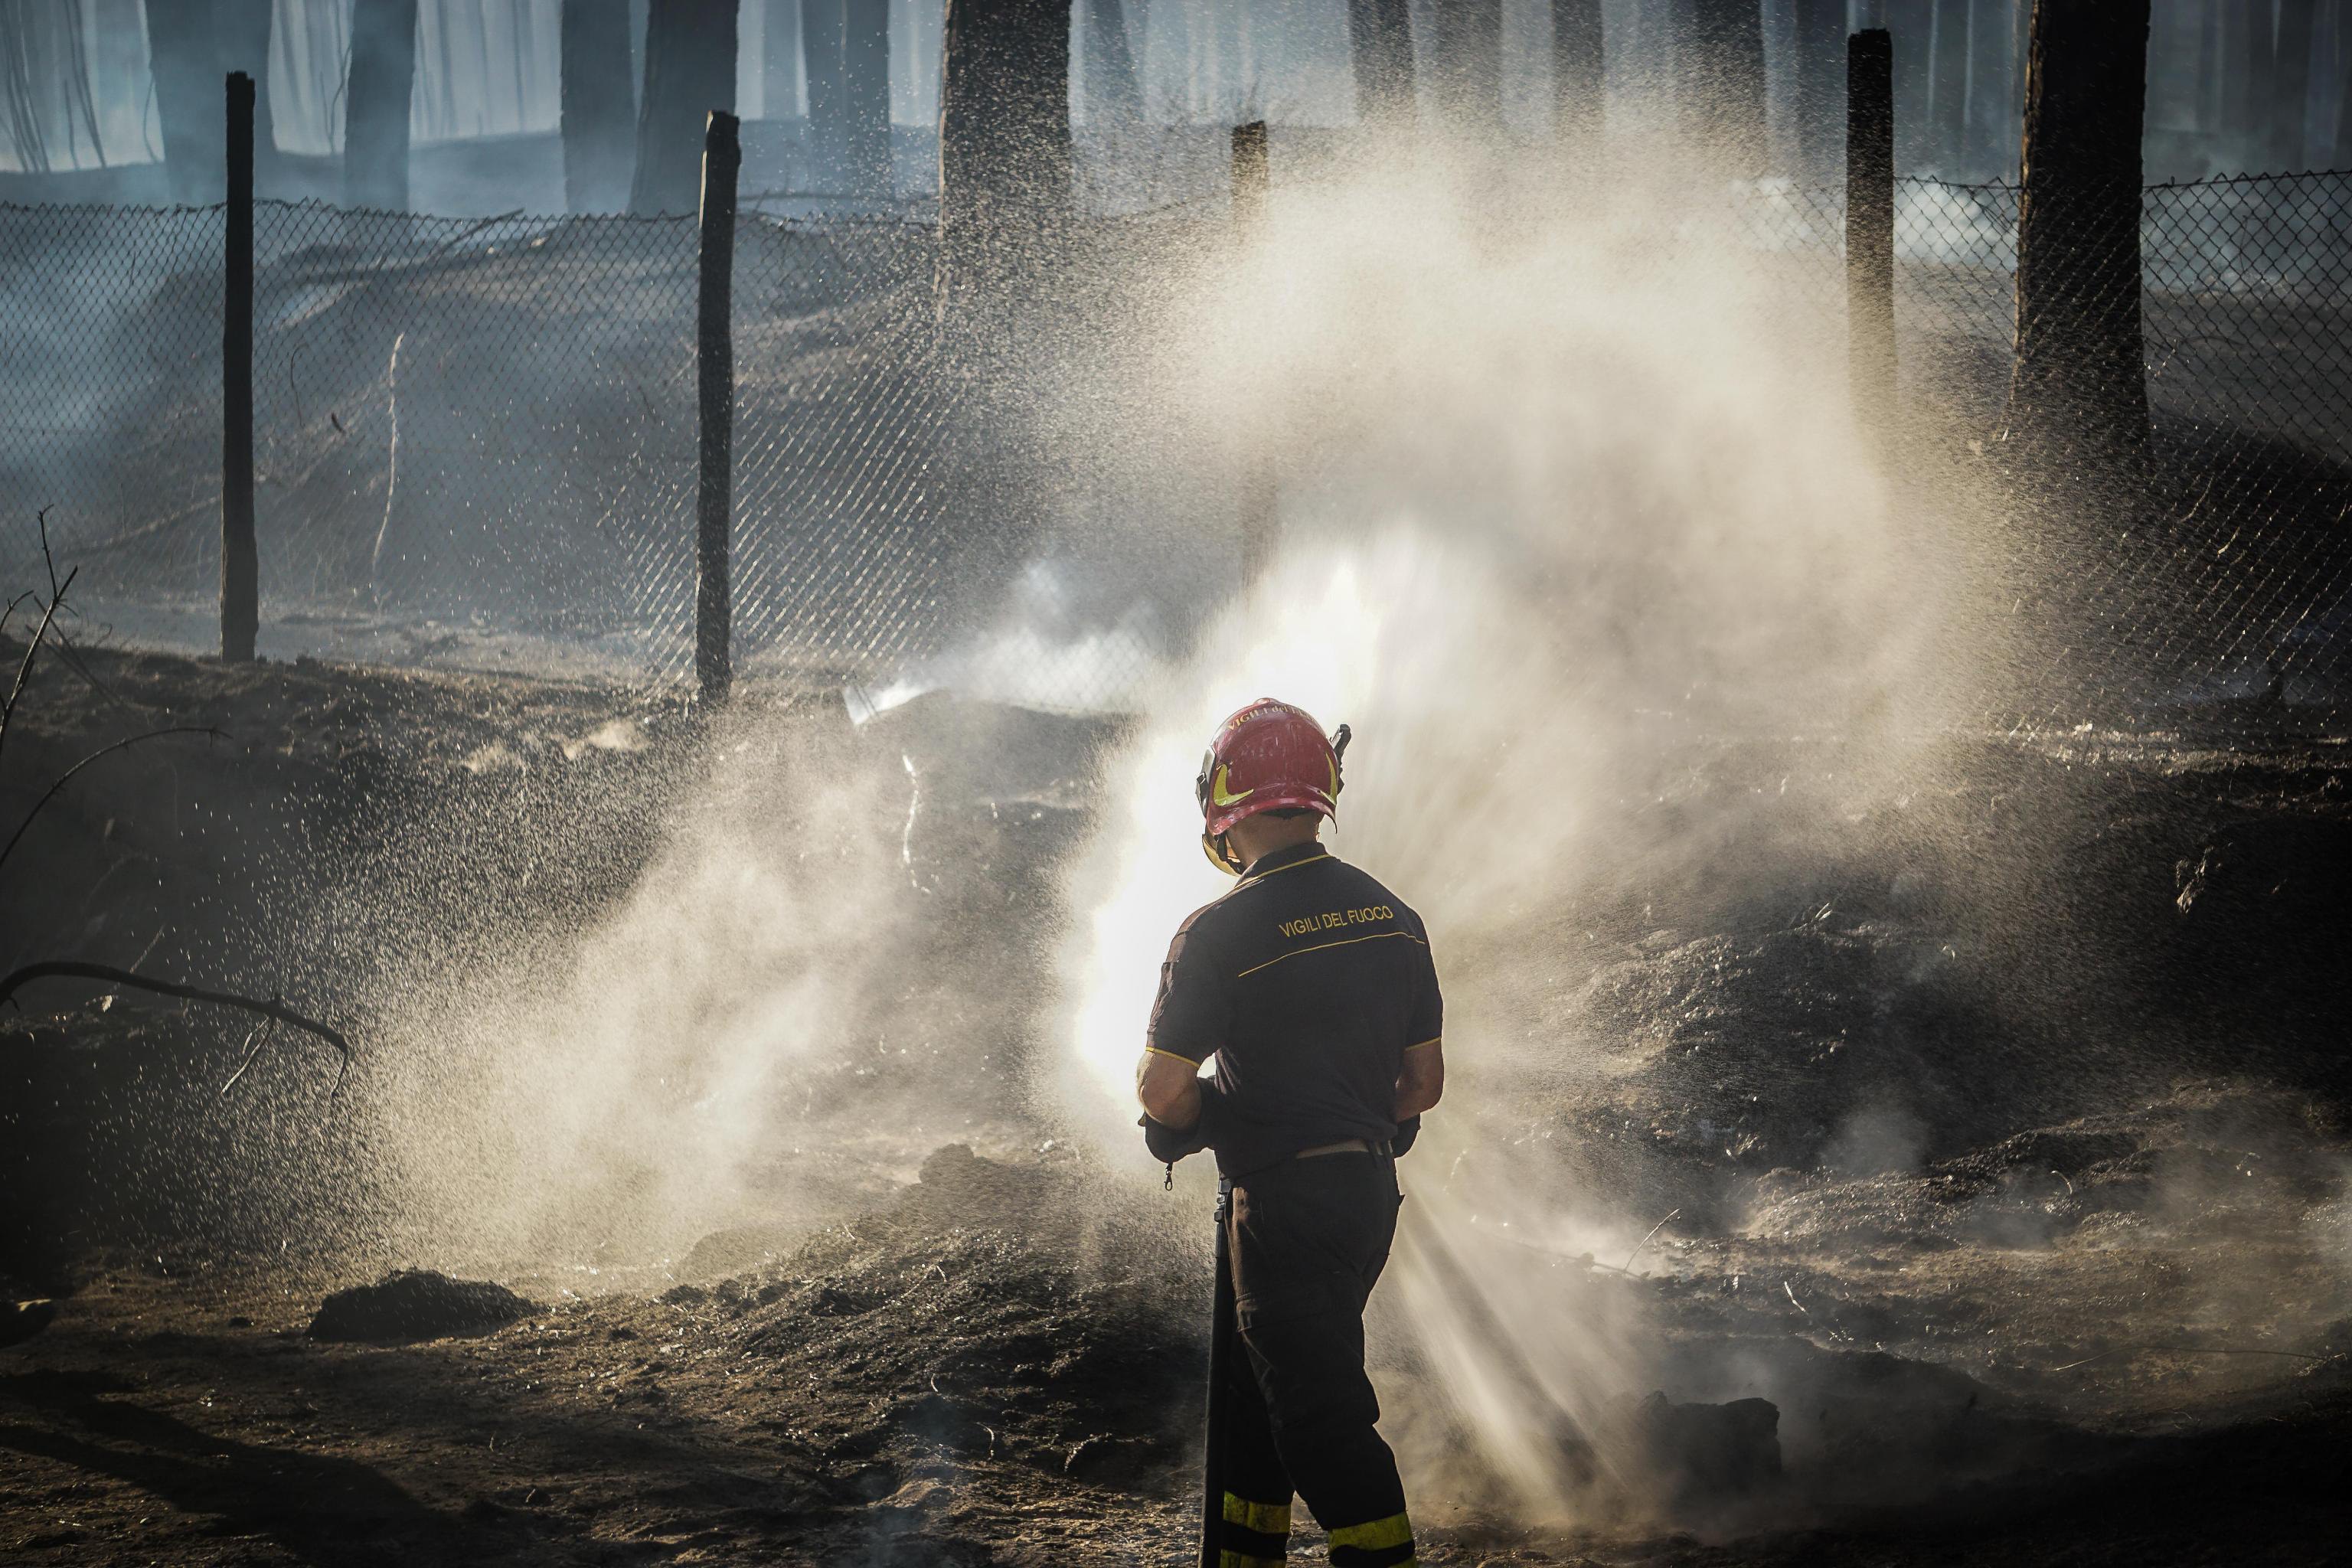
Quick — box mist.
[1022,138,1973,1523]
[273,131,1974,1517]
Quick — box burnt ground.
[1,1127,2345,1567]
[4,638,2352,1564]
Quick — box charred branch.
[0,961,352,1099]
[0,726,225,880]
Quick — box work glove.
[1141,1112,1208,1167]
[1141,1080,1230,1178]
[1391,1114,1422,1158]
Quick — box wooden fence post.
[696,109,741,704]
[222,71,258,664]
[1845,30,1897,449]
[1230,121,1269,230]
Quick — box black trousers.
[1218,1152,1416,1568]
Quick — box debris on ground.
[1606,1392,1782,1504]
[0,1298,55,1349]
[305,1269,540,1344]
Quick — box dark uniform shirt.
[1146,841,1442,1177]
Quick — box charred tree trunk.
[1962,0,2018,178]
[1552,0,1605,152]
[2337,8,2352,168]
[4,5,64,175]
[1847,28,1896,444]
[1432,0,1504,136]
[936,0,1071,317]
[1349,0,1416,129]
[1793,0,1847,179]
[561,0,638,211]
[217,0,278,190]
[345,0,418,210]
[803,0,854,189]
[2270,0,2317,171]
[2193,0,2223,136]
[94,0,147,156]
[840,0,890,198]
[1085,0,1144,124]
[1887,0,1932,167]
[1231,121,1268,233]
[629,0,739,216]
[1686,0,1766,171]
[804,0,892,200]
[145,0,224,201]
[2004,0,2151,469]
[223,72,256,663]
[696,111,740,702]
[761,0,804,119]
[2220,0,2274,165]
[1927,0,1969,171]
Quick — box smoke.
[1041,142,1967,1523]
[307,122,2008,1528]
[355,707,944,1267]
[1048,147,1951,1138]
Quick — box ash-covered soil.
[2,1126,2346,1566]
[5,640,2352,1563]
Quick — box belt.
[1294,1137,1393,1160]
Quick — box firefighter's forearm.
[1146,1076,1204,1130]
[1137,1051,1206,1129]
[1393,1039,1445,1120]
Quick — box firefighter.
[1138,698,1442,1568]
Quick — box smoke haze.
[1043,142,1970,1519]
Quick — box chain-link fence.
[2,198,991,684]
[1738,168,2352,722]
[4,168,2349,721]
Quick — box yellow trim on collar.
[1232,848,1329,889]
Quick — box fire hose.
[1199,1175,1236,1568]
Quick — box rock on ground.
[305,1269,539,1344]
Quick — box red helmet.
[1194,699,1351,874]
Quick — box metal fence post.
[1232,123,1275,583]
[696,109,741,704]
[222,71,258,664]
[1845,29,1897,449]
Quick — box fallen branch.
[0,726,224,879]
[45,625,140,714]
[2050,1343,2332,1374]
[217,1021,273,1096]
[0,960,351,1100]
[1623,1207,1681,1275]
[0,531,76,779]
[1462,1217,1636,1276]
